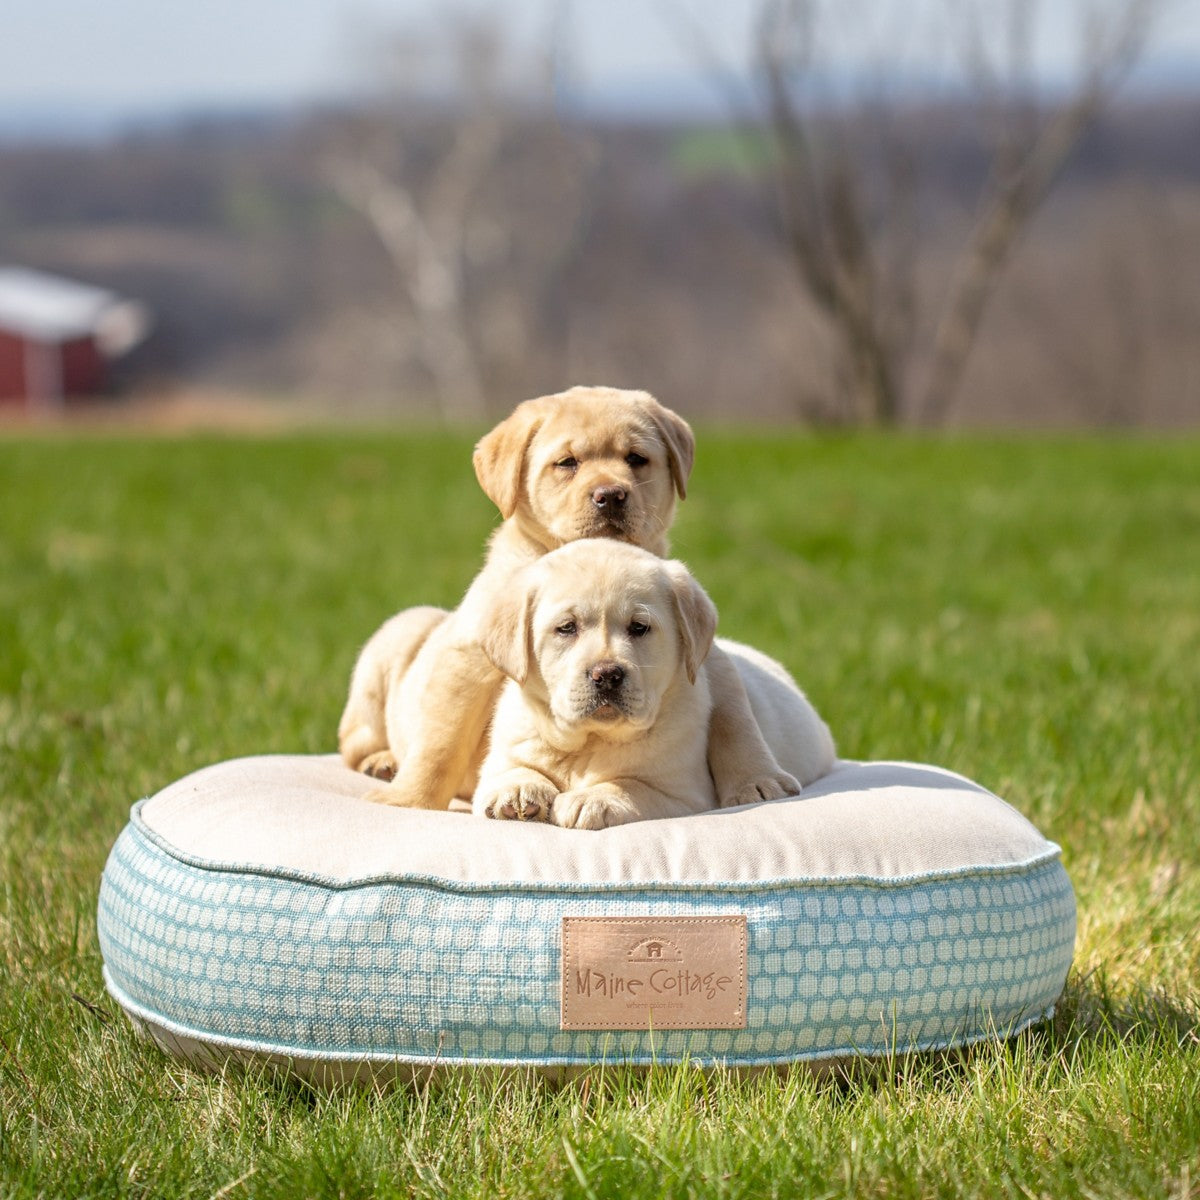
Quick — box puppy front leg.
[339,606,449,777]
[367,639,501,810]
[705,644,799,806]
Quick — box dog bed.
[97,755,1075,1080]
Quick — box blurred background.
[1,0,1198,427]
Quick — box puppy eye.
[625,452,649,468]
[555,457,579,472]
[628,620,651,638]
[555,620,578,637]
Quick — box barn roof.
[0,267,148,352]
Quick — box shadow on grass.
[820,969,1200,1101]
[1047,969,1200,1050]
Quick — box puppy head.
[472,386,695,556]
[481,540,717,740]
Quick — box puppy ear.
[479,576,535,685]
[665,561,717,684]
[473,398,545,518]
[650,400,695,501]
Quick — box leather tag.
[560,915,748,1030]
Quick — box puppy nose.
[591,484,627,510]
[590,661,625,690]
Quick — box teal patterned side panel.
[98,821,1076,1067]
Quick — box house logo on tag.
[626,937,683,963]
[560,915,748,1031]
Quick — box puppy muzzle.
[590,660,625,691]
[580,509,635,540]
[583,660,630,722]
[591,484,627,512]
[576,481,637,540]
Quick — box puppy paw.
[359,750,398,782]
[364,785,400,806]
[477,780,556,822]
[363,782,429,808]
[552,788,636,830]
[718,770,800,808]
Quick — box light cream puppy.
[474,539,836,829]
[339,385,800,811]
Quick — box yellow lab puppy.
[338,385,802,810]
[474,539,836,828]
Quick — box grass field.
[1,429,1198,1198]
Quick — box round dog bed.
[97,755,1075,1080]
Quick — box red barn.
[0,267,149,413]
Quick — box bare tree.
[323,20,503,420]
[684,0,1158,425]
[322,14,598,421]
[919,0,1158,424]
[755,1,924,423]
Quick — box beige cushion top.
[135,755,1060,888]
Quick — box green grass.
[1,429,1198,1198]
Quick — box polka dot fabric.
[97,758,1076,1071]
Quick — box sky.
[1,0,1198,135]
